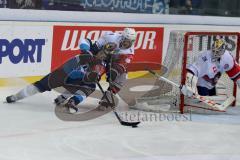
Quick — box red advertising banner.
[51,26,164,71]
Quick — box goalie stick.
[146,68,235,112]
[96,81,140,127]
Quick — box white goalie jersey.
[187,50,240,89]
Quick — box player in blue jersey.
[6,28,136,114]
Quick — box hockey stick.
[96,81,140,127]
[146,68,235,111]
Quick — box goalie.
[181,38,240,98]
[6,28,136,113]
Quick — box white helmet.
[212,38,226,59]
[120,28,136,49]
[122,28,136,42]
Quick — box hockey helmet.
[120,28,136,49]
[212,38,226,59]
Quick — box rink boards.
[0,21,240,87]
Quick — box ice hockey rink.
[0,79,240,160]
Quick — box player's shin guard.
[6,84,40,103]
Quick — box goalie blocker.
[181,72,197,97]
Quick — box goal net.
[131,31,240,113]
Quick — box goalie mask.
[211,38,226,59]
[120,28,136,49]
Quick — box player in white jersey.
[6,28,136,113]
[181,38,240,97]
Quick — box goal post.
[131,31,240,114]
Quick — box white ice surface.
[0,85,240,160]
